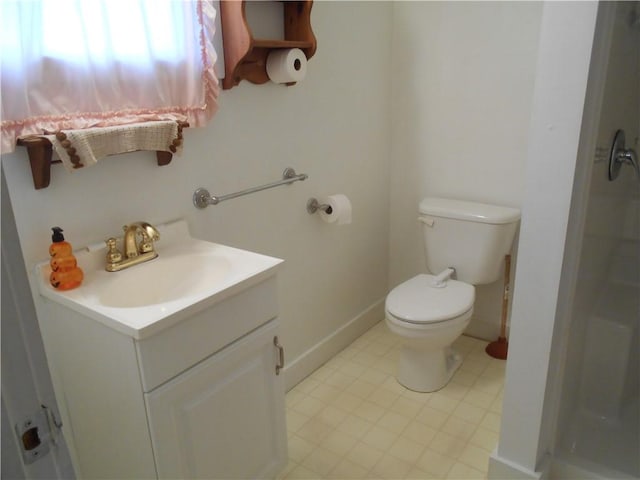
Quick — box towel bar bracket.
[306,198,332,214]
[193,167,308,209]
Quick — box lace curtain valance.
[0,0,219,154]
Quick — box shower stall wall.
[553,1,640,478]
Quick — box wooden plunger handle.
[500,255,511,338]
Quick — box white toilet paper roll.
[266,48,308,84]
[319,194,352,225]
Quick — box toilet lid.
[386,274,475,324]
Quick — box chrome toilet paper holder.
[307,198,332,215]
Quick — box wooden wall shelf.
[17,123,188,190]
[220,1,316,90]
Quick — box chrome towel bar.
[193,167,308,209]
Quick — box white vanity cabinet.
[35,234,287,480]
[146,320,286,479]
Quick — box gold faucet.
[105,221,160,272]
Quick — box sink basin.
[35,219,283,339]
[97,254,232,308]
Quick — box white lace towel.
[45,121,182,171]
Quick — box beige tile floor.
[281,321,505,479]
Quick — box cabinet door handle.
[274,336,285,375]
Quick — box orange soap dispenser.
[49,227,83,290]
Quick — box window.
[1,0,219,154]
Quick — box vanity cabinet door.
[145,320,287,479]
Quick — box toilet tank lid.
[419,197,521,225]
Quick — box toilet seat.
[386,274,475,324]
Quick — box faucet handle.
[138,231,155,254]
[105,237,123,265]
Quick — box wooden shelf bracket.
[17,122,188,190]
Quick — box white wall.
[1,2,393,388]
[389,2,542,339]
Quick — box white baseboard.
[283,299,385,391]
[488,451,550,480]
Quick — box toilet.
[385,197,520,392]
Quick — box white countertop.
[36,219,283,339]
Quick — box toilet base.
[396,346,462,393]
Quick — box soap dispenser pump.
[49,227,83,290]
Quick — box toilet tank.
[419,198,520,285]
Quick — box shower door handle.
[615,150,639,175]
[609,129,639,181]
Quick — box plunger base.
[485,336,508,360]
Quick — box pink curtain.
[0,0,219,154]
